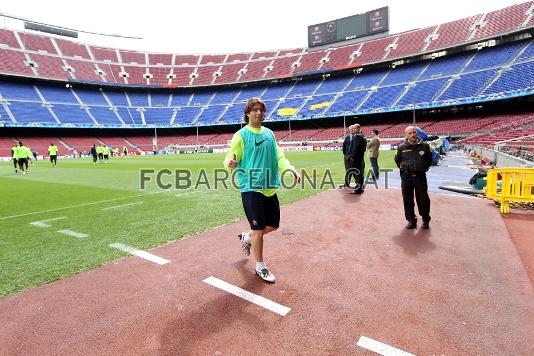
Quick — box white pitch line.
[58,229,88,238]
[109,243,170,265]
[357,336,414,356]
[0,190,166,221]
[175,190,203,197]
[102,201,143,211]
[203,276,291,316]
[29,216,66,228]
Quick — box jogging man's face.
[246,103,265,125]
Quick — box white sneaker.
[238,232,251,256]
[256,267,276,283]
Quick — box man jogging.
[224,97,300,283]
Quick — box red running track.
[1,188,533,355]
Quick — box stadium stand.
[0,2,531,87]
[0,2,533,161]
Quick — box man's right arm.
[223,132,243,170]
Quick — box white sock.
[243,232,251,244]
[256,261,266,271]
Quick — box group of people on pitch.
[225,98,433,283]
[11,142,58,174]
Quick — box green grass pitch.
[0,150,396,297]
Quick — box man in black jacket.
[351,124,367,194]
[342,125,356,188]
[394,126,432,229]
[90,144,98,165]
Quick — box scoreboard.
[308,7,389,48]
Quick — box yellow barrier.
[485,167,534,213]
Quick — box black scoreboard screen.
[308,7,389,47]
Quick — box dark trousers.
[344,157,356,187]
[50,155,57,165]
[354,161,365,192]
[92,155,98,163]
[13,158,17,169]
[401,173,431,223]
[370,157,379,179]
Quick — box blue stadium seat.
[324,91,367,114]
[438,70,497,100]
[150,93,171,107]
[52,104,94,124]
[39,86,78,103]
[104,91,130,107]
[359,85,405,110]
[195,105,226,125]
[89,106,122,125]
[210,89,239,105]
[9,102,56,124]
[465,41,525,71]
[297,94,336,117]
[286,79,322,98]
[144,108,173,125]
[171,92,193,107]
[116,107,143,125]
[0,82,41,101]
[128,92,149,107]
[173,107,202,125]
[397,78,449,105]
[419,53,471,80]
[484,62,534,94]
[381,63,426,86]
[314,76,353,95]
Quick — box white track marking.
[175,190,203,197]
[203,276,291,316]
[57,229,88,238]
[29,216,66,228]
[109,243,170,265]
[438,192,477,199]
[357,336,414,356]
[0,190,166,221]
[102,201,143,211]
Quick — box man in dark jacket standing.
[394,126,432,229]
[90,144,98,164]
[342,125,356,188]
[351,124,367,194]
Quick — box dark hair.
[373,129,379,135]
[243,97,266,123]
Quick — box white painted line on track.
[438,192,477,199]
[357,336,414,356]
[175,190,202,197]
[0,190,166,221]
[203,276,291,316]
[109,243,170,265]
[102,201,143,211]
[29,216,66,228]
[58,229,88,238]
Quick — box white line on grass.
[0,190,166,221]
[29,216,66,228]
[203,276,291,316]
[356,336,414,356]
[109,242,170,265]
[175,190,203,197]
[58,229,88,238]
[102,201,143,211]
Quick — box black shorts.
[241,191,280,230]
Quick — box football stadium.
[1,1,534,354]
